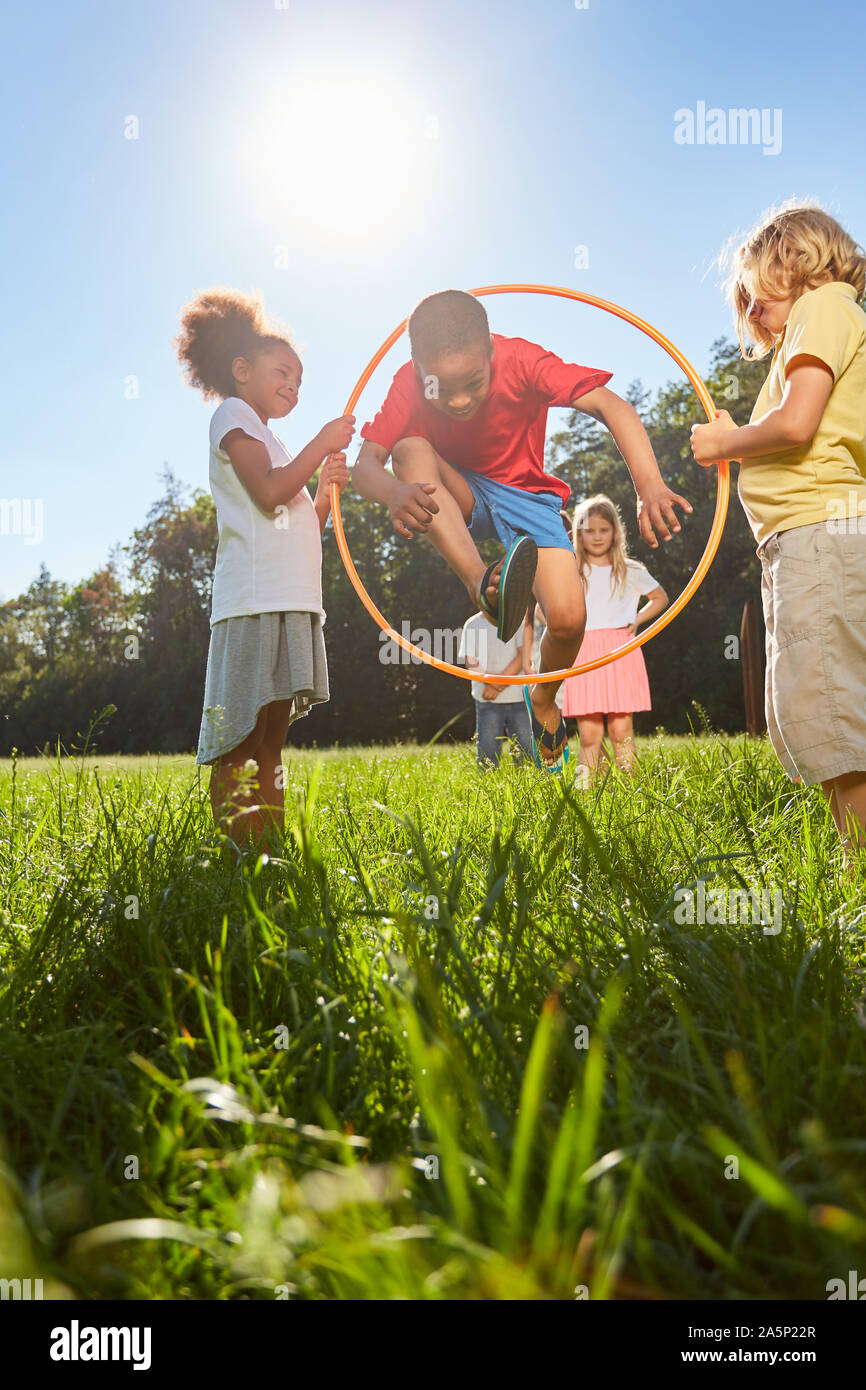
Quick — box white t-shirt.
[458,613,526,703]
[582,561,658,629]
[208,397,324,627]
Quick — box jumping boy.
[353,290,691,767]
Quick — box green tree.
[64,551,130,660]
[10,563,68,669]
[124,469,218,752]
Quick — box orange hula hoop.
[330,283,729,685]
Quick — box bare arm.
[353,438,442,539]
[631,585,669,633]
[690,358,835,466]
[573,386,693,549]
[222,414,354,514]
[352,439,401,506]
[495,651,525,678]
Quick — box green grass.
[1,735,865,1300]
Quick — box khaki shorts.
[759,518,866,785]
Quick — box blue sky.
[2,0,864,599]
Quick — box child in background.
[175,287,355,848]
[459,609,534,768]
[561,495,668,780]
[691,204,866,868]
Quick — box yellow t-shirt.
[739,281,866,548]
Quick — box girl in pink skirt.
[561,495,669,779]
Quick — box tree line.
[0,338,768,756]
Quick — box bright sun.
[241,74,419,252]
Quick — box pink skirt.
[561,627,652,717]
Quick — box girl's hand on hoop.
[323,452,349,491]
[318,415,356,455]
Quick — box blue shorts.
[453,467,573,552]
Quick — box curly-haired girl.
[175,287,355,848]
[691,204,866,869]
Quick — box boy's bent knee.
[545,612,585,644]
[392,437,438,475]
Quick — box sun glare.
[241,75,419,251]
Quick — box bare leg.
[209,699,293,850]
[820,777,846,842]
[530,549,586,762]
[577,714,605,772]
[248,699,294,850]
[821,771,866,872]
[209,709,267,840]
[391,437,502,610]
[607,712,638,772]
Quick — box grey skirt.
[196,611,329,765]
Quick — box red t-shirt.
[360,333,612,505]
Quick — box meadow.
[1,734,865,1301]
